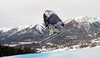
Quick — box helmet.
[45,10,49,12]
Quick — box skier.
[43,10,65,35]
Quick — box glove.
[46,25,49,29]
[46,27,49,29]
[62,23,66,27]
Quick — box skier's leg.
[57,21,65,28]
[53,24,60,33]
[53,21,65,33]
[49,24,60,35]
[49,24,55,35]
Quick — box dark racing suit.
[43,10,65,35]
[43,10,64,28]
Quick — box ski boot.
[53,28,60,34]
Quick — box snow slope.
[0,27,13,32]
[0,25,30,33]
[74,16,100,23]
[2,46,100,58]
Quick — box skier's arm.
[43,14,49,28]
[56,14,65,27]
[55,14,62,22]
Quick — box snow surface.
[2,46,100,58]
[73,16,100,23]
[35,24,44,33]
[0,27,13,32]
[0,25,30,32]
[16,25,30,31]
[0,23,45,34]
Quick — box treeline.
[0,44,36,57]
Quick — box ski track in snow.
[2,46,100,58]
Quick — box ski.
[45,32,61,43]
[39,32,60,43]
[39,26,66,44]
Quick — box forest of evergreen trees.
[0,44,36,57]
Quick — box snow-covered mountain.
[0,23,47,44]
[0,16,100,48]
[0,28,12,33]
[0,16,100,58]
[0,25,32,33]
[44,16,99,44]
[73,16,100,23]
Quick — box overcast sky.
[0,0,100,27]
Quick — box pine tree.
[0,44,2,57]
[0,44,36,57]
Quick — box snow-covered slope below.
[2,46,100,58]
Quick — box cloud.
[0,0,100,27]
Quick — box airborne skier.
[43,10,65,35]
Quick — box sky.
[0,0,100,27]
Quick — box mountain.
[0,27,12,35]
[0,23,48,44]
[0,16,100,50]
[51,16,100,44]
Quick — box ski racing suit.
[43,10,65,35]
